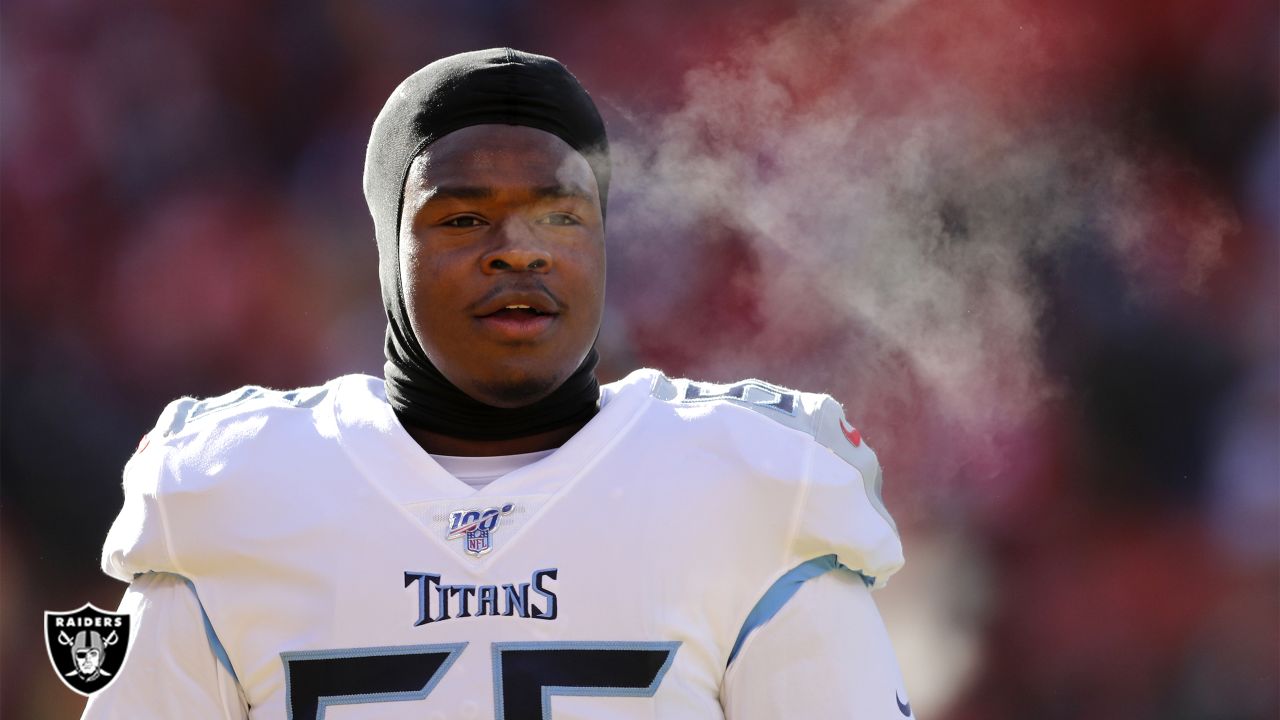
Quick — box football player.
[84,48,911,719]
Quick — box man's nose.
[481,217,552,273]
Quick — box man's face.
[399,124,606,408]
[76,648,101,675]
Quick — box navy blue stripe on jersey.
[280,643,465,720]
[727,555,874,667]
[491,641,681,720]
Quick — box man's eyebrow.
[423,186,494,201]
[529,184,596,204]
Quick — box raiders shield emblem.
[44,603,131,696]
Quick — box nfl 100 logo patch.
[447,503,515,557]
[44,603,132,697]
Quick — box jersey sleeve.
[791,395,904,588]
[720,569,913,719]
[101,397,206,581]
[81,572,248,720]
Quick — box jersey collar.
[331,369,661,506]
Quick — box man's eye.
[541,213,580,226]
[441,216,485,228]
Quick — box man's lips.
[477,311,555,341]
[472,288,561,341]
[472,289,561,318]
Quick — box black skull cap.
[364,47,609,266]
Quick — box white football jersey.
[85,369,908,719]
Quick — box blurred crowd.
[2,0,1276,718]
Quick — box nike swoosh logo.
[896,691,912,717]
[839,417,862,447]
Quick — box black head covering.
[364,48,609,440]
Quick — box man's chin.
[470,373,561,408]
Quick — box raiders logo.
[44,603,132,696]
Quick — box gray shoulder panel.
[658,377,823,435]
[810,394,895,534]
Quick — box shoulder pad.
[658,376,893,533]
[661,376,876,462]
[152,384,330,439]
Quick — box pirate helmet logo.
[44,603,132,696]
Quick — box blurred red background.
[2,0,1276,717]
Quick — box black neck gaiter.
[363,48,611,441]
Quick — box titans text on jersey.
[404,568,559,625]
